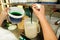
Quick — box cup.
[24,18,40,39]
[8,7,25,24]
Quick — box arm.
[32,4,58,40]
[0,8,8,26]
[39,15,58,40]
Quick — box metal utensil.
[29,6,33,23]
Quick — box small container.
[8,7,25,24]
[24,18,40,39]
[36,4,41,9]
[8,24,17,30]
[35,4,41,11]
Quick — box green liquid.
[10,12,22,16]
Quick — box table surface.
[2,15,44,40]
[10,27,44,40]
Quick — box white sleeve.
[0,27,18,40]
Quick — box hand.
[1,8,9,20]
[32,4,45,18]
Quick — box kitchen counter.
[2,15,44,40]
[9,15,43,40]
[10,27,44,40]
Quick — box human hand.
[32,4,45,18]
[1,8,9,20]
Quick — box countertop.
[2,16,44,40]
[10,27,44,40]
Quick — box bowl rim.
[8,7,25,18]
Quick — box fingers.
[4,8,9,12]
[32,4,37,12]
[32,4,45,12]
[1,8,9,16]
[40,5,45,11]
[32,4,41,12]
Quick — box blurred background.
[0,0,60,40]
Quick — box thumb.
[32,4,38,12]
[4,8,9,12]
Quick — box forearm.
[0,13,5,26]
[38,15,58,40]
